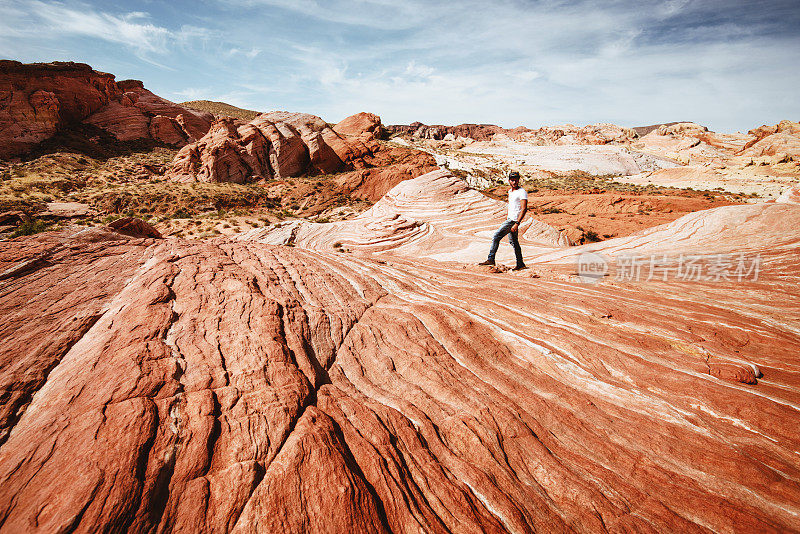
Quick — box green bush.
[10,219,50,237]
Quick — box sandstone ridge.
[0,60,213,158]
[166,111,428,186]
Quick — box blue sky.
[2,0,798,132]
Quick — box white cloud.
[28,1,171,54]
[228,0,427,29]
[227,47,262,59]
[5,0,798,132]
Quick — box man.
[479,170,528,270]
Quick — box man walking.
[479,170,528,270]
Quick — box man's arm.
[511,199,527,232]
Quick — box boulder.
[333,112,385,141]
[106,217,162,238]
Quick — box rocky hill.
[0,61,213,158]
[180,100,262,122]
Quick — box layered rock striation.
[167,112,370,183]
[241,170,572,257]
[1,188,799,531]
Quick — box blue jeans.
[488,219,524,267]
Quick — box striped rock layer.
[1,172,800,532]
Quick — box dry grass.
[0,145,376,239]
[180,100,262,121]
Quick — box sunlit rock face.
[166,111,437,187]
[0,61,213,157]
[2,166,800,532]
[166,111,371,183]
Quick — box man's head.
[508,170,521,188]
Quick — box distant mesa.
[0,60,213,158]
[388,122,504,141]
[388,121,641,145]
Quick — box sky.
[2,0,799,133]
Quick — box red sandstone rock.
[741,132,800,159]
[149,115,187,146]
[85,84,212,144]
[333,143,438,200]
[84,100,151,141]
[777,185,800,204]
[1,201,799,531]
[0,61,120,157]
[167,112,375,183]
[106,217,163,239]
[0,61,212,157]
[334,112,385,141]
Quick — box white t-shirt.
[507,187,528,221]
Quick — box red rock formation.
[332,141,438,201]
[0,61,212,157]
[334,112,386,141]
[243,170,572,253]
[389,121,639,145]
[107,217,163,239]
[0,61,120,157]
[167,112,376,183]
[388,122,506,141]
[738,121,800,159]
[85,81,212,146]
[1,198,799,531]
[510,123,638,145]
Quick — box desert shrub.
[11,219,50,237]
[583,229,602,242]
[542,207,564,214]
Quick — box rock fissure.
[0,311,102,449]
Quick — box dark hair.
[508,171,520,180]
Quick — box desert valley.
[1,58,800,533]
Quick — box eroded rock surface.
[2,194,800,532]
[0,61,212,158]
[334,112,386,141]
[167,112,433,185]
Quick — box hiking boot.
[478,259,495,266]
[512,264,527,271]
